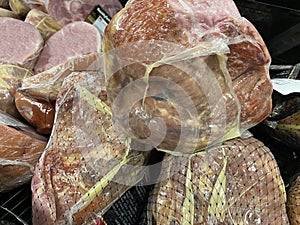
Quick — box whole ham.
[103,0,272,152]
[148,137,289,224]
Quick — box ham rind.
[33,21,101,74]
[0,17,44,71]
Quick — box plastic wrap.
[148,137,289,224]
[103,0,272,153]
[0,17,44,71]
[25,8,61,41]
[0,7,19,18]
[0,111,47,192]
[287,174,300,225]
[9,0,46,16]
[8,0,30,16]
[0,0,9,8]
[19,51,102,101]
[44,0,123,26]
[0,64,33,118]
[32,71,150,225]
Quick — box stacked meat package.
[0,0,299,224]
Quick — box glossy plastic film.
[25,8,62,41]
[0,64,33,118]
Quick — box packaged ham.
[287,174,300,225]
[20,51,102,102]
[0,17,43,71]
[15,91,55,135]
[0,64,33,118]
[32,71,149,224]
[148,137,289,224]
[33,21,101,74]
[0,0,9,8]
[45,0,123,26]
[25,8,61,41]
[0,111,47,192]
[9,0,46,16]
[103,0,272,153]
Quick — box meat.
[0,17,43,71]
[25,8,62,41]
[0,111,47,192]
[45,0,123,26]
[20,51,102,101]
[15,91,55,135]
[9,0,46,16]
[287,174,300,225]
[149,137,289,225]
[31,71,148,225]
[103,0,272,152]
[0,64,34,118]
[33,21,101,74]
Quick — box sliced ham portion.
[45,0,123,26]
[33,21,101,74]
[0,17,44,71]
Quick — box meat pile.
[0,0,293,225]
[0,0,122,194]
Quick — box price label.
[271,78,300,95]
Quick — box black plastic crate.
[0,183,32,225]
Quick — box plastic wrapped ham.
[45,0,123,26]
[0,17,43,71]
[15,91,55,135]
[32,71,149,224]
[9,0,46,16]
[25,8,61,41]
[0,111,47,192]
[18,21,102,102]
[148,137,289,225]
[287,174,300,225]
[103,0,272,153]
[0,64,33,118]
[33,21,101,74]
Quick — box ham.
[103,0,273,152]
[0,17,43,71]
[45,0,123,26]
[33,21,101,74]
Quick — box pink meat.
[0,17,44,71]
[45,0,123,26]
[33,21,101,73]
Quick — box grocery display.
[0,0,299,224]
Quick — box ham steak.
[34,21,101,74]
[0,17,43,71]
[45,0,123,26]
